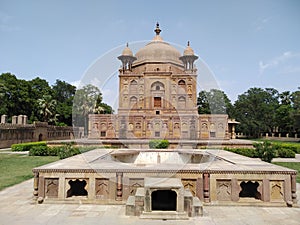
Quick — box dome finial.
[154,22,161,35]
[126,42,129,47]
[187,41,190,46]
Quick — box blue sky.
[0,0,299,107]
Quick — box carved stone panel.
[45,178,59,198]
[216,180,231,201]
[270,181,284,201]
[182,179,196,196]
[129,178,144,195]
[95,178,109,200]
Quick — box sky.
[1,0,300,108]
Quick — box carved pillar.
[203,173,210,203]
[33,172,39,198]
[262,179,270,202]
[291,174,297,204]
[116,172,123,201]
[231,178,239,201]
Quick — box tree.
[233,87,279,138]
[52,80,76,126]
[0,73,32,118]
[73,84,103,135]
[197,89,233,117]
[291,88,300,132]
[37,95,57,123]
[29,77,52,122]
[94,95,114,114]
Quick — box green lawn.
[0,154,59,191]
[272,162,300,183]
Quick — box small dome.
[183,41,195,56]
[121,43,133,56]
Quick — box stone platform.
[0,179,299,225]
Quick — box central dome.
[133,23,183,66]
[134,40,183,66]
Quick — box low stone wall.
[0,120,83,148]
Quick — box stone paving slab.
[0,179,300,225]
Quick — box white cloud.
[259,51,300,74]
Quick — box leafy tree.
[52,80,76,125]
[0,73,32,118]
[28,77,52,122]
[291,88,300,132]
[233,87,279,138]
[37,95,57,123]
[94,94,113,114]
[73,84,102,135]
[197,89,233,117]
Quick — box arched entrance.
[151,190,177,211]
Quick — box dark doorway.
[239,181,261,200]
[38,133,43,141]
[67,179,88,198]
[154,97,162,107]
[151,190,177,211]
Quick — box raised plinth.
[140,211,188,220]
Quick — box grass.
[0,154,59,191]
[272,162,300,183]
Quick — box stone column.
[177,188,185,212]
[231,125,236,139]
[231,178,239,201]
[116,172,123,201]
[33,172,39,199]
[203,173,210,203]
[291,174,297,204]
[12,116,17,124]
[1,115,7,124]
[262,179,270,202]
[23,115,28,125]
[144,189,151,212]
[17,115,23,125]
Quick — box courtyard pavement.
[0,179,299,225]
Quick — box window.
[130,96,137,108]
[178,79,186,85]
[156,110,160,115]
[101,131,106,137]
[210,132,216,138]
[155,132,160,137]
[151,81,164,91]
[154,97,161,107]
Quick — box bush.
[254,141,276,163]
[57,144,81,159]
[223,147,258,158]
[149,140,170,149]
[272,142,300,154]
[46,147,60,156]
[29,145,49,156]
[277,148,296,158]
[11,142,47,151]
